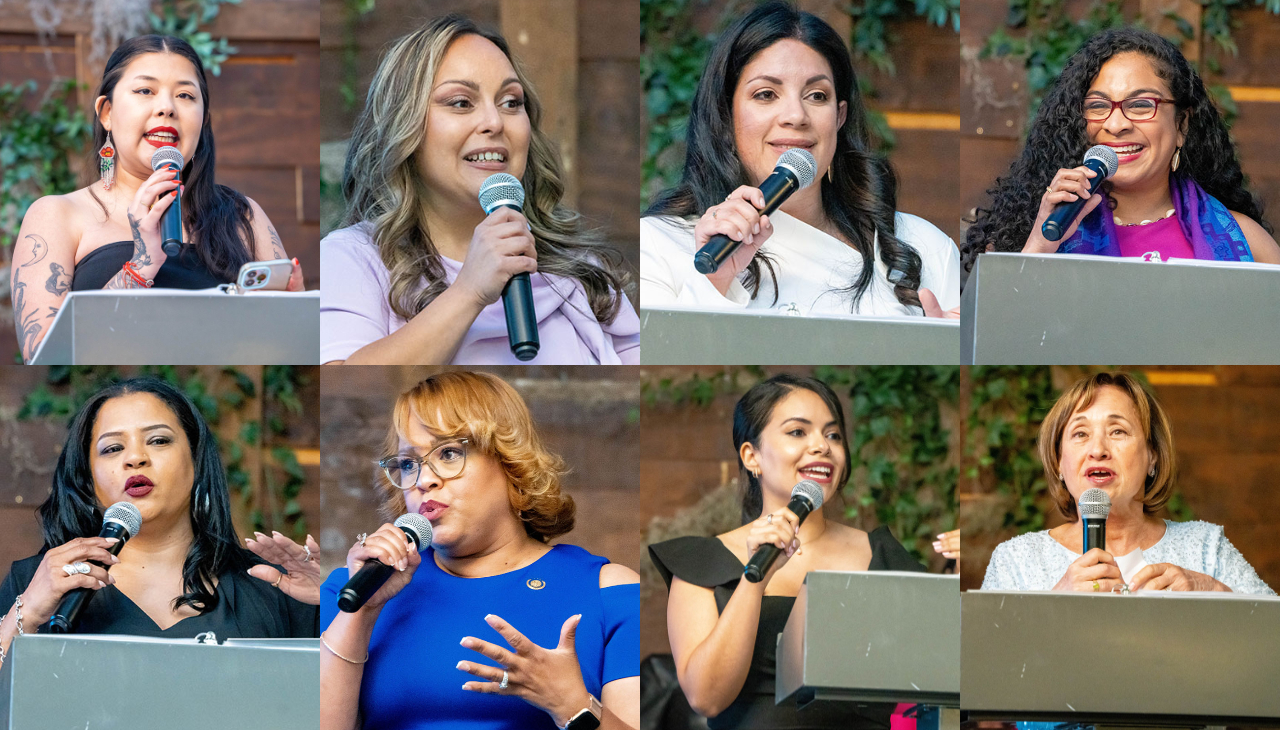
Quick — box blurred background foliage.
[641,0,959,203]
[17,365,314,541]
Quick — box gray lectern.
[962,591,1280,725]
[776,571,960,729]
[640,307,960,364]
[961,252,1280,364]
[0,634,319,730]
[29,289,320,364]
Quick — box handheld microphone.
[151,147,185,257]
[694,148,817,275]
[1079,487,1111,554]
[479,173,539,362]
[47,502,142,633]
[744,480,825,583]
[1040,145,1119,242]
[337,514,433,613]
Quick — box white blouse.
[639,209,960,316]
[980,520,1275,595]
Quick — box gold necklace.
[1114,209,1175,227]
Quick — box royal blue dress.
[321,543,639,730]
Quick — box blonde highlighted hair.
[342,13,628,325]
[379,371,575,541]
[1037,372,1177,521]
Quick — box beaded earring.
[99,132,116,190]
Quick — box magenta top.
[320,223,640,364]
[1115,215,1196,261]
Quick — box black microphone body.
[154,158,183,257]
[489,201,540,362]
[1083,517,1106,554]
[694,166,801,275]
[47,517,134,633]
[338,517,431,613]
[744,493,818,583]
[1040,146,1118,242]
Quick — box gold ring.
[1046,186,1054,194]
[1092,580,1100,592]
[272,575,283,588]
[712,210,718,219]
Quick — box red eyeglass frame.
[1083,96,1177,123]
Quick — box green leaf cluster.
[149,0,242,77]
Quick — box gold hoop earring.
[1171,146,1181,172]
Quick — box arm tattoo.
[21,234,49,268]
[268,223,286,260]
[14,234,54,362]
[103,268,142,290]
[127,212,153,267]
[45,262,70,296]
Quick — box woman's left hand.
[919,288,960,319]
[459,613,591,727]
[246,531,322,605]
[1128,563,1229,592]
[286,257,304,292]
[932,529,960,560]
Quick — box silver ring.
[357,533,368,547]
[499,670,509,690]
[302,544,313,562]
[62,564,78,577]
[767,514,773,524]
[73,562,91,575]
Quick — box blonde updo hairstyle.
[380,371,575,541]
[1037,372,1177,521]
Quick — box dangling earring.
[99,132,116,190]
[827,165,834,183]
[1170,146,1181,172]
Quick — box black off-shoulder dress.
[71,241,227,290]
[648,525,926,730]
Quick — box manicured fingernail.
[98,580,106,588]
[460,638,472,647]
[106,537,119,544]
[111,556,120,564]
[272,531,283,538]
[456,661,467,670]
[753,224,760,234]
[292,257,299,266]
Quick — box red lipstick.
[125,475,154,498]
[144,126,179,149]
[419,500,448,521]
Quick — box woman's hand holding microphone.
[744,506,803,587]
[693,186,775,296]
[454,207,538,311]
[1023,165,1105,254]
[11,537,121,629]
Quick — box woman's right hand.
[1022,166,1105,254]
[344,523,422,611]
[1052,548,1123,592]
[693,186,775,296]
[745,506,801,586]
[125,167,182,267]
[454,206,538,310]
[21,537,120,625]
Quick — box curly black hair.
[646,1,923,311]
[962,27,1270,273]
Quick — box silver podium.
[640,307,960,364]
[776,571,960,729]
[0,634,319,730]
[962,591,1280,725]
[961,252,1280,364]
[29,289,320,365]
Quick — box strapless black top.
[71,241,227,290]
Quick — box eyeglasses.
[1083,96,1176,122]
[377,438,469,490]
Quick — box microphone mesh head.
[394,513,433,551]
[1083,145,1119,178]
[777,148,817,190]
[104,501,142,538]
[478,173,525,214]
[791,479,825,510]
[150,146,184,171]
[1078,487,1111,519]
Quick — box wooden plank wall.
[0,0,321,364]
[0,366,321,581]
[960,1,1280,258]
[318,0,641,279]
[960,366,1280,593]
[316,366,642,579]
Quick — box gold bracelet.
[320,631,369,664]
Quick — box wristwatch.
[561,694,602,730]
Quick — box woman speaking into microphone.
[648,374,925,729]
[640,2,960,319]
[320,14,638,365]
[964,28,1280,270]
[0,377,320,667]
[8,34,304,364]
[318,371,640,730]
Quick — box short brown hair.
[379,371,575,541]
[1037,372,1176,521]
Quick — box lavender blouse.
[320,223,640,364]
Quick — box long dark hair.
[37,377,254,613]
[963,27,1270,273]
[646,1,922,311]
[89,35,255,282]
[733,373,851,523]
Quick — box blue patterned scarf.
[1058,175,1254,261]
